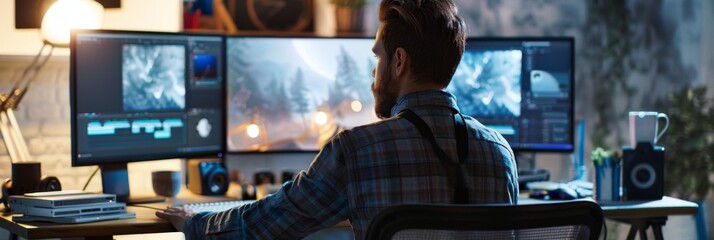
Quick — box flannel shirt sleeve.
[181,133,351,239]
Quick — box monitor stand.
[100,163,165,204]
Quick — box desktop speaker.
[254,170,275,185]
[622,142,664,200]
[187,159,228,196]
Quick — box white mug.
[628,111,669,147]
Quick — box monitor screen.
[226,37,377,152]
[446,38,574,152]
[71,30,225,166]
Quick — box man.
[157,0,518,239]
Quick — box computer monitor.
[70,30,225,202]
[225,37,377,152]
[447,37,574,152]
[225,36,573,153]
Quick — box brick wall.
[0,56,181,195]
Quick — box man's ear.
[392,47,408,78]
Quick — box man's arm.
[159,133,351,239]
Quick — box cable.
[10,43,55,94]
[82,167,100,191]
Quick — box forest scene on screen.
[226,38,377,151]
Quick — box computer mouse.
[551,185,578,200]
[529,185,578,200]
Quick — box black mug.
[9,162,42,195]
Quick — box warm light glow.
[41,0,104,47]
[315,111,328,126]
[350,100,363,112]
[247,124,260,138]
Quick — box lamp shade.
[40,0,104,47]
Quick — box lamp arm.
[0,43,53,163]
[2,43,54,111]
[0,112,21,163]
[12,43,48,89]
[6,109,31,162]
[23,44,55,90]
[9,43,49,91]
[0,109,31,163]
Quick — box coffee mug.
[628,111,669,147]
[152,171,181,197]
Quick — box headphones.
[2,176,61,209]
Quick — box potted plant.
[331,0,370,33]
[658,86,714,201]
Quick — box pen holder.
[595,157,621,201]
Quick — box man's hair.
[378,0,466,87]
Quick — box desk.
[599,197,699,240]
[0,206,173,240]
[0,191,351,240]
[0,196,698,239]
[0,190,235,239]
[521,196,698,240]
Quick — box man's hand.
[156,207,196,231]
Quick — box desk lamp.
[1,0,103,164]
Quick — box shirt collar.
[390,90,460,117]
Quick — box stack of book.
[8,190,135,223]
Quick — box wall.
[0,0,182,56]
[705,0,714,98]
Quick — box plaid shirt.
[183,90,519,240]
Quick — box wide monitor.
[225,37,377,152]
[448,38,574,152]
[225,37,574,153]
[70,30,225,202]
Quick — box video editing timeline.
[72,32,224,164]
[226,37,377,152]
[88,119,183,140]
[447,39,573,151]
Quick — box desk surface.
[0,190,238,239]
[0,206,173,239]
[598,196,699,218]
[0,196,699,239]
[519,196,699,218]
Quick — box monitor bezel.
[224,35,376,154]
[70,29,227,167]
[464,37,575,153]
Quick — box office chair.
[365,199,603,240]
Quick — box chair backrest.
[365,199,603,240]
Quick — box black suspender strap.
[453,112,469,203]
[399,109,469,204]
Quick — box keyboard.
[181,200,255,213]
